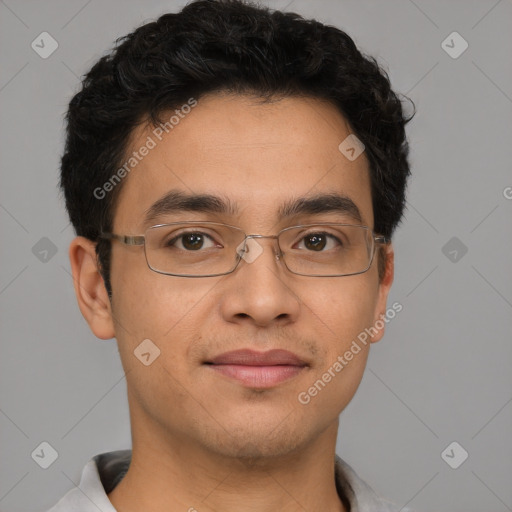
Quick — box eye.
[295,232,342,252]
[167,232,220,251]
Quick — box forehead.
[113,93,374,231]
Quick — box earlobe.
[69,236,115,340]
[370,243,394,343]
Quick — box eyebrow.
[143,190,363,226]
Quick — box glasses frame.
[99,221,390,278]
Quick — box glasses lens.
[279,224,373,276]
[144,222,245,276]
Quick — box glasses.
[99,221,389,278]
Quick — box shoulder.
[335,455,417,512]
[44,450,131,512]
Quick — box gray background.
[1,0,511,511]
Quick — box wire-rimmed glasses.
[99,221,389,278]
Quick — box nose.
[218,235,301,328]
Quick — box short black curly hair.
[60,0,415,298]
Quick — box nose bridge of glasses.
[243,234,283,259]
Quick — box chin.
[197,413,315,464]
[209,435,303,466]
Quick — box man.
[50,0,415,510]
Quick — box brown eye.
[296,232,342,252]
[181,233,205,250]
[167,232,218,251]
[303,234,327,251]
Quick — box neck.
[108,419,346,512]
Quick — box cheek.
[294,278,377,415]
[111,249,186,332]
[110,259,215,370]
[306,275,379,346]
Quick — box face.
[77,93,393,461]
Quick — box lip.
[207,349,307,366]
[204,349,308,388]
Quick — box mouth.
[203,349,309,388]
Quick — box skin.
[69,92,394,512]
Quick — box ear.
[370,243,394,343]
[68,236,115,340]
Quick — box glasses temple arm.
[374,235,390,244]
[98,233,145,246]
